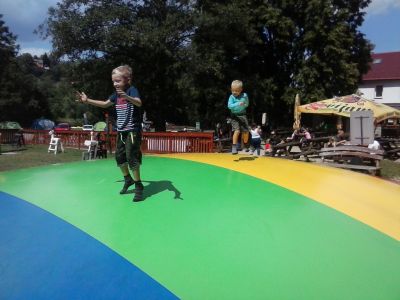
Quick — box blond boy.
[76,65,144,202]
[227,80,250,154]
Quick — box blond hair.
[231,80,243,89]
[112,65,132,83]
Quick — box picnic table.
[376,138,400,160]
[318,145,384,175]
[292,137,331,160]
[270,136,331,160]
[269,140,302,157]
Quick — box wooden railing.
[3,129,214,153]
[0,129,21,144]
[142,132,214,153]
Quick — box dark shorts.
[251,137,262,149]
[231,114,249,132]
[115,131,142,170]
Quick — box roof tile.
[362,52,400,81]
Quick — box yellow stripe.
[158,153,400,241]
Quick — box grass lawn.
[1,144,399,183]
[0,144,105,172]
[381,159,400,182]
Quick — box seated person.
[268,130,285,156]
[301,127,312,140]
[286,128,301,141]
[299,127,312,149]
[269,131,283,146]
[326,129,348,147]
[335,129,347,145]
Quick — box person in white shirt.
[250,124,262,155]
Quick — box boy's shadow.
[120,180,183,201]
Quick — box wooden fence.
[1,129,214,153]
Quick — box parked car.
[83,125,94,131]
[54,123,71,132]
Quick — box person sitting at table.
[285,128,303,154]
[299,127,312,149]
[335,128,347,145]
[267,130,284,156]
[327,129,348,147]
[301,127,312,140]
[286,128,301,142]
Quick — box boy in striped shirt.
[76,65,144,202]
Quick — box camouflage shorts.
[115,131,142,170]
[230,114,249,132]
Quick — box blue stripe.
[0,192,178,300]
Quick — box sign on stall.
[350,110,374,145]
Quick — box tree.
[0,15,19,79]
[39,0,373,128]
[39,0,196,130]
[190,0,373,126]
[0,17,53,126]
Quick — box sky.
[0,0,400,57]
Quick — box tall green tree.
[40,0,196,129]
[40,0,373,128]
[190,0,373,126]
[0,15,18,80]
[0,16,54,125]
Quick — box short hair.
[112,65,132,80]
[231,80,243,89]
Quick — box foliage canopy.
[1,1,373,129]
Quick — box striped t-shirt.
[109,86,142,132]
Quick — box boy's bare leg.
[232,130,240,154]
[120,164,130,176]
[233,130,240,144]
[133,169,141,182]
[242,132,249,144]
[242,132,250,151]
[120,165,140,181]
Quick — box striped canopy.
[298,94,400,123]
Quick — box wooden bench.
[300,137,330,151]
[318,145,384,175]
[270,140,302,158]
[291,137,331,160]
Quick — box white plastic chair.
[82,131,98,160]
[48,130,64,155]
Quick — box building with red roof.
[358,51,400,110]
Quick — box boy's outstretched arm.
[115,87,142,107]
[76,91,112,108]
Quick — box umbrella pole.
[293,93,301,130]
[337,116,343,130]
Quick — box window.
[375,85,383,98]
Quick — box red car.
[54,123,71,132]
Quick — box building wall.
[358,80,400,105]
